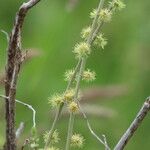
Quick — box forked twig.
[78,102,111,150]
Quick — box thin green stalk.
[74,58,86,100]
[66,59,82,91]
[65,58,86,150]
[65,112,75,150]
[88,0,105,44]
[44,59,82,149]
[44,106,61,149]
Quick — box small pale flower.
[30,136,39,149]
[94,33,107,49]
[81,27,92,39]
[64,69,75,81]
[48,94,64,108]
[82,69,96,82]
[71,133,84,148]
[43,131,49,143]
[43,130,60,144]
[52,130,60,143]
[64,89,75,102]
[68,101,78,113]
[73,42,91,58]
[90,9,97,19]
[110,0,126,11]
[99,9,112,22]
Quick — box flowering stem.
[65,57,86,150]
[88,0,105,44]
[74,58,86,100]
[44,59,82,149]
[91,0,118,42]
[66,59,82,91]
[44,106,61,149]
[65,0,105,149]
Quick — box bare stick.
[4,1,41,149]
[114,97,150,150]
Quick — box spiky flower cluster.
[30,127,39,149]
[81,27,92,40]
[99,9,112,22]
[71,133,84,148]
[82,69,96,82]
[109,0,126,11]
[64,89,75,102]
[64,69,75,82]
[42,128,60,149]
[48,93,64,108]
[68,101,78,113]
[30,137,39,149]
[90,9,97,19]
[90,8,112,23]
[73,42,91,58]
[94,33,107,49]
[89,0,125,51]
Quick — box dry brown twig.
[4,0,41,149]
[114,97,150,150]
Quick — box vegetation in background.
[0,0,150,150]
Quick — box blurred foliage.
[0,0,150,149]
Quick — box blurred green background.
[0,0,150,149]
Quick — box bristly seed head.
[110,0,126,11]
[48,93,64,108]
[94,33,107,49]
[90,9,97,19]
[43,130,60,144]
[30,136,39,149]
[71,133,85,148]
[64,69,75,82]
[68,101,78,113]
[64,89,75,102]
[81,26,92,40]
[73,42,91,58]
[99,9,112,23]
[82,69,96,82]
